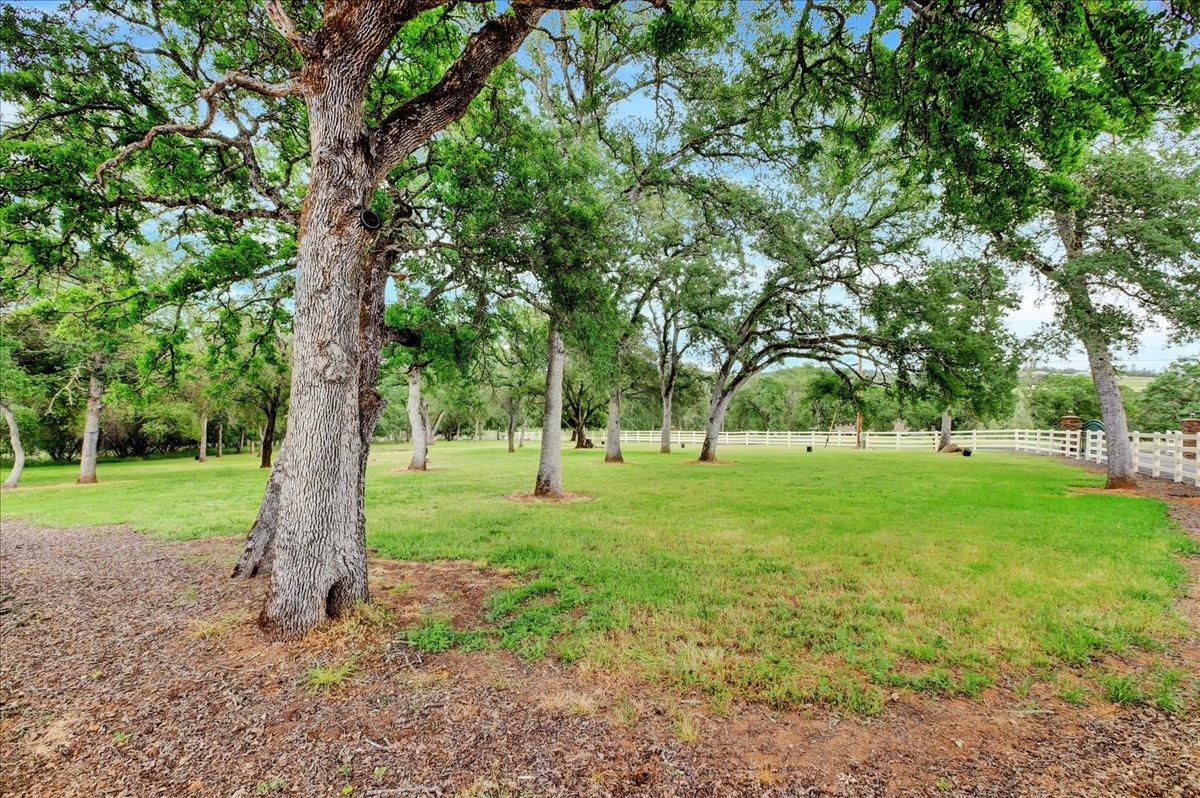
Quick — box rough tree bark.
[233,447,287,578]
[236,247,392,581]
[939,410,952,450]
[604,386,623,463]
[534,320,565,497]
[506,407,517,453]
[258,81,376,639]
[407,365,428,471]
[216,422,224,457]
[519,419,526,447]
[197,413,209,462]
[77,371,104,484]
[2,401,25,489]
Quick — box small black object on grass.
[962,448,973,457]
[806,445,813,452]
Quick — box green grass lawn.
[2,442,1195,713]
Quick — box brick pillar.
[1059,415,1082,458]
[1183,419,1200,461]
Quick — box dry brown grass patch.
[502,491,595,504]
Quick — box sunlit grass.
[2,440,1195,712]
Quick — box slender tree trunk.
[429,410,445,441]
[1082,330,1136,488]
[939,410,952,450]
[2,401,25,489]
[260,88,374,640]
[519,418,526,447]
[605,386,623,463]
[237,429,245,454]
[216,422,224,457]
[534,320,565,498]
[659,388,673,454]
[197,413,209,462]
[569,427,577,443]
[1055,210,1135,489]
[506,408,516,453]
[699,391,733,463]
[260,406,277,469]
[77,372,104,484]
[407,366,428,471]
[473,418,482,441]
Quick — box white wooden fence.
[518,427,1199,486]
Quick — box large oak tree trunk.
[236,245,392,582]
[197,413,209,462]
[698,392,732,463]
[604,386,623,463]
[659,389,673,453]
[260,86,374,640]
[2,401,25,489]
[77,372,104,484]
[534,321,565,498]
[939,410,952,450]
[407,366,428,471]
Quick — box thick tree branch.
[264,0,319,59]
[370,3,547,174]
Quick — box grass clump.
[190,611,246,640]
[254,777,286,795]
[304,660,356,691]
[539,689,598,716]
[404,617,487,653]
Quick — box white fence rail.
[518,427,1199,486]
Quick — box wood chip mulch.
[2,464,1198,798]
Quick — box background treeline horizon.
[5,340,1197,465]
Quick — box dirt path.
[2,481,1198,797]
